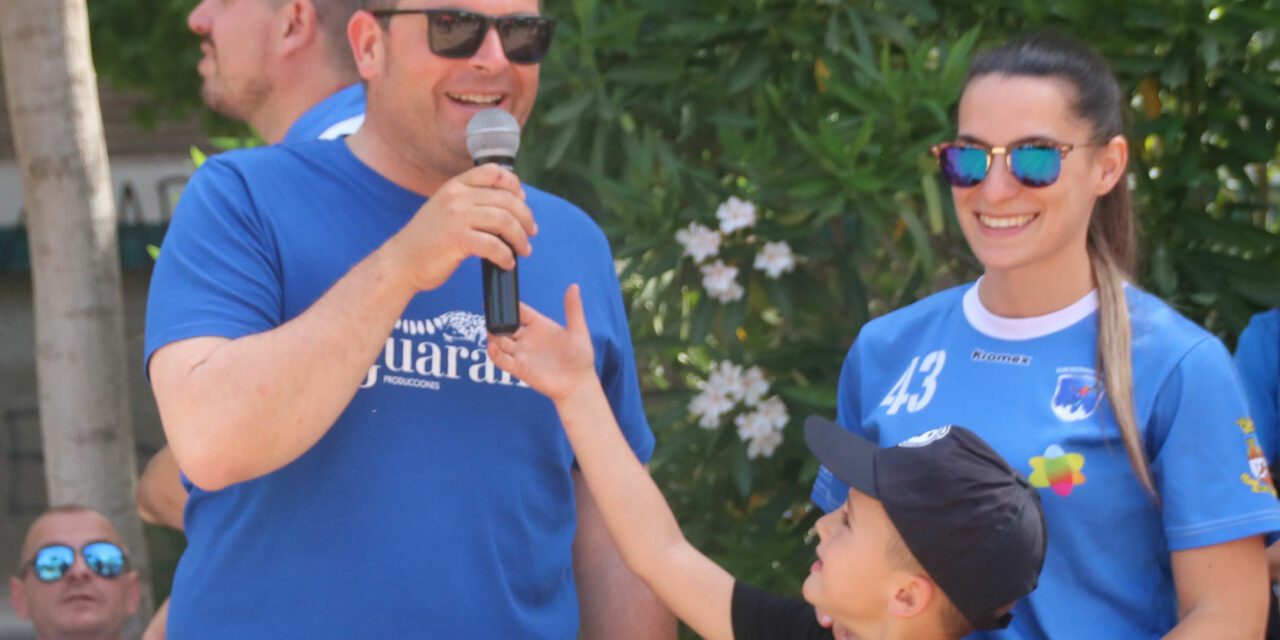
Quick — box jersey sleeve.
[810,338,876,513]
[591,237,655,465]
[144,157,283,373]
[1235,311,1280,466]
[1150,336,1280,550]
[730,581,833,640]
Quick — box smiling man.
[8,506,140,640]
[144,1,671,637]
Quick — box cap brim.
[804,416,880,499]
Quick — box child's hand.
[488,284,596,403]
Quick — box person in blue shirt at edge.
[135,0,368,635]
[486,285,1049,640]
[1235,308,1280,632]
[142,0,673,637]
[809,32,1280,639]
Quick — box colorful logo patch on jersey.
[1028,445,1087,496]
[1050,370,1105,422]
[1241,435,1277,497]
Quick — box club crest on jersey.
[1050,368,1105,422]
[1239,417,1276,497]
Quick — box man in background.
[135,1,368,635]
[9,506,140,640]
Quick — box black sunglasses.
[369,8,556,65]
[22,541,129,583]
[931,141,1083,189]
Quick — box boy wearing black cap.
[487,287,1047,639]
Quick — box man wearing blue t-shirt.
[136,4,368,637]
[188,0,365,144]
[143,1,671,637]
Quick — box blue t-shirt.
[1237,309,1279,466]
[145,140,655,638]
[281,83,365,143]
[811,282,1280,639]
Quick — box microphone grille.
[466,108,521,160]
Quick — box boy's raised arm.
[488,286,737,640]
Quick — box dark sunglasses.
[369,8,555,65]
[22,541,128,583]
[931,141,1081,188]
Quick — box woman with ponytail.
[811,32,1279,638]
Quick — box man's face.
[188,0,277,121]
[8,512,140,639]
[363,0,542,188]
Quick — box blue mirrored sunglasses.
[931,141,1080,188]
[25,541,128,582]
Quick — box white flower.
[755,396,789,431]
[734,410,771,440]
[716,196,757,234]
[675,223,721,263]
[753,241,795,279]
[689,385,735,429]
[707,360,746,401]
[746,430,784,459]
[701,260,744,303]
[741,366,770,406]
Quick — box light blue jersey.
[146,140,654,638]
[812,282,1280,639]
[281,83,365,143]
[1238,309,1279,466]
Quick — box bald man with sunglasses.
[143,1,671,637]
[9,506,140,640]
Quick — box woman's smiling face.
[950,74,1120,279]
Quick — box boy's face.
[803,488,904,633]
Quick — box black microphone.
[465,108,522,335]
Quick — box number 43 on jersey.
[880,350,946,415]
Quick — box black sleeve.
[730,581,835,640]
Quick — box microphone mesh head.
[466,108,521,160]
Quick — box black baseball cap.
[804,416,1046,631]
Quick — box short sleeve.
[1150,337,1280,550]
[592,241,655,465]
[810,340,874,513]
[144,157,283,373]
[730,581,832,640]
[1235,311,1280,466]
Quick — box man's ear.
[348,10,385,82]
[886,573,934,619]
[277,0,319,58]
[124,571,141,615]
[9,576,30,620]
[1092,133,1128,196]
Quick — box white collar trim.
[962,278,1099,341]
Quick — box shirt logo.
[897,426,951,448]
[1028,445,1087,496]
[1050,368,1105,422]
[970,348,1032,366]
[359,311,527,391]
[1238,418,1277,497]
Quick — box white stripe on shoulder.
[962,278,1100,341]
[317,114,365,140]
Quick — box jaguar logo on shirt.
[358,311,528,391]
[1050,367,1105,422]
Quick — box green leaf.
[542,92,596,126]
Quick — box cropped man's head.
[188,0,361,122]
[9,506,140,640]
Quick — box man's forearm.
[152,244,417,490]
